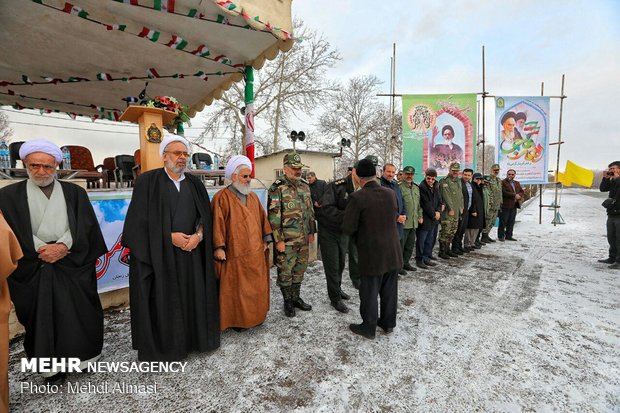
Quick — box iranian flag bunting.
[22,75,32,84]
[165,35,188,50]
[187,9,204,18]
[115,0,138,4]
[194,71,208,81]
[146,68,160,78]
[105,24,127,31]
[62,3,89,18]
[97,73,113,81]
[217,1,236,11]
[154,0,175,12]
[191,45,210,57]
[138,27,160,42]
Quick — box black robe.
[122,168,220,361]
[0,180,106,361]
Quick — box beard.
[27,170,56,187]
[232,180,252,195]
[165,158,186,174]
[502,130,515,142]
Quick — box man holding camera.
[599,161,620,269]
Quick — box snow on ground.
[8,188,620,412]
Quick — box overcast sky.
[3,0,619,170]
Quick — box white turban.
[19,139,63,163]
[225,155,252,180]
[159,133,190,157]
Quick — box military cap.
[449,162,461,171]
[491,163,500,170]
[403,166,415,174]
[483,175,491,182]
[364,155,379,167]
[283,152,306,168]
[473,172,483,179]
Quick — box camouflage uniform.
[438,163,463,258]
[399,166,422,267]
[483,165,503,237]
[268,153,316,315]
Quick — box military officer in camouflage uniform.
[399,166,422,271]
[481,163,502,243]
[268,153,316,317]
[438,162,464,259]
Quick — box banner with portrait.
[402,94,477,177]
[495,96,550,184]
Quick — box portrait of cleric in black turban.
[430,122,464,175]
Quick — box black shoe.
[377,323,394,334]
[482,234,496,243]
[349,323,375,339]
[403,263,416,271]
[497,237,505,242]
[416,261,428,269]
[340,290,351,300]
[447,250,459,258]
[232,327,247,332]
[424,260,437,266]
[293,297,312,311]
[452,248,464,256]
[505,237,518,241]
[284,300,296,317]
[428,255,438,261]
[331,300,349,313]
[473,244,482,249]
[398,269,407,275]
[598,258,615,264]
[610,262,620,269]
[44,373,66,385]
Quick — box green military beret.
[483,175,491,182]
[364,155,379,167]
[450,162,461,171]
[283,152,306,168]
[403,166,415,174]
[491,163,500,170]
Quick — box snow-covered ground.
[8,188,620,412]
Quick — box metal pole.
[539,81,544,224]
[552,74,566,226]
[481,45,487,173]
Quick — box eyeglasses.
[238,174,251,179]
[27,163,56,172]
[165,150,190,158]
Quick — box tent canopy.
[0,0,294,121]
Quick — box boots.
[438,242,450,259]
[447,243,459,257]
[481,233,495,243]
[291,283,312,311]
[281,287,295,317]
[451,243,464,256]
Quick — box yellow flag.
[556,171,572,187]
[563,160,594,187]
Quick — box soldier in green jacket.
[399,166,422,272]
[478,175,492,247]
[438,162,464,259]
[268,153,317,317]
[482,163,502,243]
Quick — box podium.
[119,106,177,172]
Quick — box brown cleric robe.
[211,187,272,330]
[0,212,23,413]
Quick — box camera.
[607,172,614,177]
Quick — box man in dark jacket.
[380,163,407,274]
[599,161,620,269]
[464,173,485,250]
[343,159,402,339]
[498,169,525,241]
[307,172,327,212]
[416,169,442,269]
[452,168,473,255]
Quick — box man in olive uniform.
[482,164,502,243]
[399,166,422,271]
[438,162,464,259]
[477,175,492,247]
[268,153,316,317]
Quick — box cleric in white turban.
[122,130,220,361]
[0,138,107,385]
[19,138,63,164]
[211,154,273,331]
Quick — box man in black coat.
[122,134,220,361]
[464,173,485,250]
[599,161,620,269]
[342,159,402,339]
[452,168,473,255]
[416,169,442,269]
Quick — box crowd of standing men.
[0,136,528,409]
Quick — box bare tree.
[0,110,13,142]
[318,75,384,163]
[370,106,402,167]
[476,138,495,174]
[199,19,340,155]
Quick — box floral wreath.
[142,96,191,132]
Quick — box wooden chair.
[132,149,141,179]
[64,145,105,188]
[102,157,116,188]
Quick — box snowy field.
[8,188,620,412]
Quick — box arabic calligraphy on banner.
[495,96,550,184]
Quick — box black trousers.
[452,213,469,248]
[607,215,620,262]
[498,207,517,239]
[318,224,347,303]
[358,271,398,335]
[401,228,416,265]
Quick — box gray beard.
[27,170,56,187]
[165,159,186,175]
[502,131,515,141]
[232,181,252,195]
